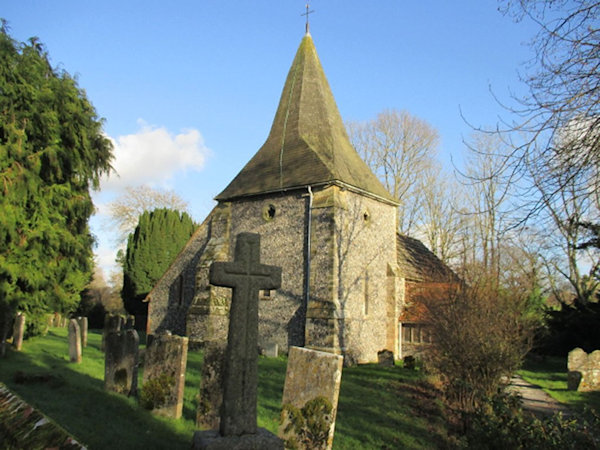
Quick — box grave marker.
[104,329,139,396]
[568,347,600,391]
[68,319,82,363]
[192,233,283,449]
[279,346,343,450]
[12,312,25,351]
[77,317,88,348]
[102,314,124,352]
[142,333,189,419]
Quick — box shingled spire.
[215,34,397,204]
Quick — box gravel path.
[509,375,570,417]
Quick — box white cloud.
[100,121,210,191]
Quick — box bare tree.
[498,0,600,205]
[106,185,190,244]
[458,133,515,282]
[528,152,600,304]
[347,109,439,235]
[419,165,466,264]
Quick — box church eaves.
[215,33,397,204]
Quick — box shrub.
[139,374,175,410]
[419,280,538,414]
[281,396,333,450]
[467,391,600,449]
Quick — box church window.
[262,204,277,221]
[364,272,369,315]
[260,289,273,300]
[178,275,184,307]
[363,209,371,223]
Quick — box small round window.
[363,210,371,223]
[262,204,276,221]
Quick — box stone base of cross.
[192,232,284,449]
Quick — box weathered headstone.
[264,342,279,358]
[102,314,124,352]
[0,383,87,448]
[68,319,82,363]
[279,346,343,450]
[193,233,283,450]
[568,347,600,391]
[142,333,189,419]
[76,317,88,348]
[196,341,226,430]
[377,349,394,367]
[12,312,25,351]
[104,329,139,396]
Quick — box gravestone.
[68,319,82,363]
[377,349,394,367]
[264,343,279,358]
[0,383,86,448]
[125,315,135,329]
[279,346,343,450]
[12,312,25,351]
[76,317,88,348]
[568,347,600,391]
[104,329,139,396]
[192,233,283,449]
[102,314,124,352]
[196,341,226,430]
[143,333,189,419]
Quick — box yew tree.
[122,208,196,326]
[0,25,112,345]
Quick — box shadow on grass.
[0,329,194,450]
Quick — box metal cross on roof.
[301,3,314,34]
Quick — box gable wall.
[229,191,310,351]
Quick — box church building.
[145,31,454,363]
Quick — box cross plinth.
[209,233,282,437]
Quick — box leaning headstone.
[142,333,189,419]
[196,341,226,430]
[279,347,343,450]
[264,342,279,358]
[568,347,600,391]
[12,313,25,351]
[192,233,283,450]
[53,313,61,328]
[68,319,82,363]
[104,329,139,396]
[76,317,88,348]
[102,314,124,352]
[0,383,87,448]
[377,349,395,367]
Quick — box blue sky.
[3,1,540,277]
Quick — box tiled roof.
[396,234,457,282]
[215,34,396,204]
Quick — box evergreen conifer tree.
[0,25,113,347]
[122,208,196,327]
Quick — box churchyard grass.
[518,356,600,412]
[0,328,447,449]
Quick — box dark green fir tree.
[122,208,196,328]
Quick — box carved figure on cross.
[209,232,282,437]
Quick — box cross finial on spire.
[301,3,314,34]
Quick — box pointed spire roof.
[215,34,397,204]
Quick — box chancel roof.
[215,33,397,204]
[396,234,458,283]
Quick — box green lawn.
[0,328,448,449]
[518,356,600,413]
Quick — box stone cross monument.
[193,232,283,449]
